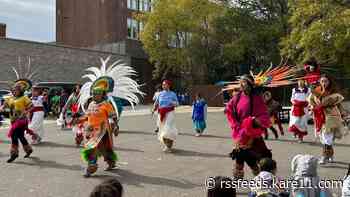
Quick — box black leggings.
[11,128,29,146]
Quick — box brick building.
[55,0,155,101]
[0,37,154,102]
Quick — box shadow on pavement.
[106,169,199,189]
[120,130,231,140]
[172,148,228,158]
[119,130,154,136]
[34,141,78,149]
[15,156,82,171]
[115,147,144,153]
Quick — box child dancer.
[192,93,207,137]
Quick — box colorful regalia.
[2,58,38,163]
[263,91,284,139]
[223,65,299,179]
[77,57,143,177]
[154,86,179,152]
[308,90,345,164]
[29,93,45,144]
[57,91,84,146]
[288,87,311,141]
[192,98,207,135]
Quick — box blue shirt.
[155,90,178,108]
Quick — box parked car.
[0,89,12,118]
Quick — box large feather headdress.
[223,64,300,91]
[78,56,145,112]
[1,57,38,91]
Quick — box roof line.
[0,37,129,57]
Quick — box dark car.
[0,89,12,118]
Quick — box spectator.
[89,178,123,197]
[207,176,236,197]
[50,90,61,117]
[59,89,69,115]
[42,89,49,117]
[249,158,287,197]
[291,154,332,197]
[343,164,350,197]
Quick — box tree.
[280,0,350,73]
[137,0,221,85]
[212,0,289,74]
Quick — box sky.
[0,0,55,42]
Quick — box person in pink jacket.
[225,75,272,179]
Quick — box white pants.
[158,111,178,143]
[29,111,45,139]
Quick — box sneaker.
[163,147,172,153]
[319,157,327,165]
[195,133,201,137]
[24,149,33,158]
[7,154,18,163]
[328,157,334,163]
[105,163,117,171]
[83,168,91,178]
[298,138,303,143]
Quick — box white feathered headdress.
[78,56,144,112]
[3,57,38,91]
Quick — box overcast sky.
[0,0,55,42]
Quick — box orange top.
[86,101,115,129]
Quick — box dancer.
[152,80,179,152]
[77,57,143,177]
[1,79,35,162]
[288,79,310,143]
[224,65,299,179]
[59,84,84,146]
[29,86,45,144]
[308,75,346,164]
[225,75,272,179]
[262,91,284,139]
[152,84,161,133]
[192,93,207,137]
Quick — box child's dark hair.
[259,158,277,172]
[207,176,236,197]
[89,178,123,197]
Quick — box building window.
[127,0,139,10]
[168,32,191,48]
[127,0,151,12]
[127,18,143,40]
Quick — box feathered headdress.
[78,56,145,112]
[223,65,300,91]
[4,57,38,91]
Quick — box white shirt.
[32,96,44,107]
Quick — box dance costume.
[77,57,143,177]
[192,98,207,135]
[288,87,310,141]
[29,95,45,144]
[155,89,179,151]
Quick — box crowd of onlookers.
[89,155,350,197]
